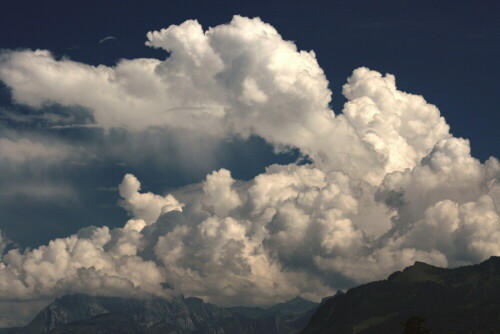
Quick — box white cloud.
[0,15,450,185]
[119,173,183,225]
[202,169,241,217]
[0,16,498,326]
[376,138,495,226]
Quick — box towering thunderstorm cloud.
[0,16,498,326]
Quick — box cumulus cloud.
[0,15,450,185]
[0,15,498,326]
[202,169,242,217]
[119,173,183,225]
[1,146,497,323]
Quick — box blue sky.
[0,0,498,326]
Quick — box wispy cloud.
[98,35,116,44]
[0,137,71,163]
[0,184,77,202]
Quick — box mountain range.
[2,256,500,333]
[2,294,317,334]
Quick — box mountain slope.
[301,256,500,334]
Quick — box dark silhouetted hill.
[301,256,500,334]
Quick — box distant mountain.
[301,256,500,334]
[5,294,318,334]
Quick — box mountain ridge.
[301,256,500,334]
[4,293,318,334]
